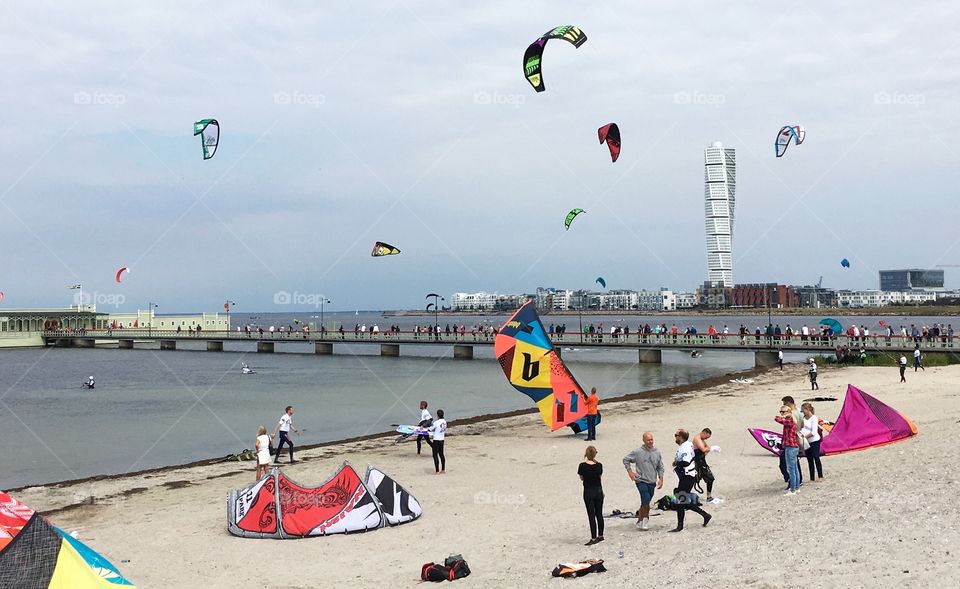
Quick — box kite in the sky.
[595,277,606,288]
[840,258,850,268]
[115,266,129,284]
[224,301,231,313]
[495,301,597,433]
[0,291,4,304]
[193,118,220,160]
[775,125,805,157]
[597,123,621,162]
[523,25,588,92]
[371,242,401,257]
[564,208,585,230]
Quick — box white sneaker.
[641,518,650,531]
[636,520,644,530]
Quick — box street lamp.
[426,293,444,340]
[147,302,158,337]
[320,297,331,338]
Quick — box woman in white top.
[255,426,272,480]
[800,403,823,481]
[428,409,447,474]
[416,401,433,456]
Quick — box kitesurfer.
[241,363,254,374]
[272,406,300,464]
[578,445,604,546]
[670,429,711,531]
[416,401,433,456]
[255,426,272,479]
[428,409,447,474]
[808,358,819,390]
[584,388,599,441]
[692,428,718,502]
[623,432,663,531]
[82,375,95,389]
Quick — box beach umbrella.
[819,318,843,334]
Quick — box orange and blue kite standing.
[495,301,598,433]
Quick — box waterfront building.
[879,269,945,291]
[107,310,230,332]
[704,141,736,287]
[795,285,837,308]
[675,292,698,309]
[730,284,800,308]
[450,292,524,311]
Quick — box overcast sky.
[2,1,958,312]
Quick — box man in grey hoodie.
[623,432,664,531]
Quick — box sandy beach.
[14,363,960,588]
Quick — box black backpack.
[445,554,471,580]
[421,563,450,582]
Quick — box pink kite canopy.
[820,385,917,455]
[747,428,783,456]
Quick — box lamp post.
[320,297,331,338]
[426,293,444,341]
[147,302,158,337]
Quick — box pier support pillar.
[257,341,275,353]
[754,350,778,368]
[453,345,473,359]
[74,338,96,348]
[53,338,71,348]
[118,339,134,349]
[380,343,400,357]
[207,340,224,352]
[160,340,177,351]
[638,349,662,364]
[315,342,334,355]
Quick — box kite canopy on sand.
[227,463,421,538]
[597,123,621,162]
[193,118,219,160]
[494,301,591,432]
[747,427,784,456]
[523,25,587,92]
[0,491,136,587]
[820,385,917,455]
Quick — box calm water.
[2,343,755,489]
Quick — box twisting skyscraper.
[704,142,736,287]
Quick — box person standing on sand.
[578,445,605,546]
[670,429,711,532]
[255,426,272,479]
[776,405,801,494]
[272,406,300,464]
[800,403,823,481]
[692,428,719,501]
[913,345,924,371]
[585,388,600,441]
[428,409,447,474]
[808,358,819,390]
[623,432,664,531]
[416,401,433,456]
[778,349,784,370]
[899,354,907,382]
[778,396,803,488]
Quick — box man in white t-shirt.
[913,346,924,372]
[272,405,300,463]
[899,355,907,382]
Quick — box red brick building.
[730,283,799,308]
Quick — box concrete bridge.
[40,329,957,367]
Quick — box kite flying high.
[775,125,805,157]
[193,118,220,160]
[371,241,401,257]
[523,25,587,92]
[564,208,585,230]
[598,123,621,162]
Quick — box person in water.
[578,445,604,546]
[83,376,95,389]
[272,406,300,464]
[254,426,272,480]
[428,409,447,474]
[416,401,433,456]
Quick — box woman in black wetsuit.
[577,445,604,546]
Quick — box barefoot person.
[578,445,604,546]
[416,401,433,456]
[692,428,718,501]
[254,426,271,480]
[670,429,711,532]
[428,409,447,474]
[272,406,300,464]
[623,431,664,531]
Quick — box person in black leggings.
[577,445,604,546]
[429,409,447,474]
[671,429,711,532]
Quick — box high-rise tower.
[704,141,736,287]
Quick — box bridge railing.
[46,328,958,350]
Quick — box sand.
[14,363,960,588]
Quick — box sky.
[1,0,959,313]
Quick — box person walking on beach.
[416,401,433,456]
[585,387,600,441]
[800,403,823,482]
[776,405,801,494]
[623,432,664,531]
[808,358,819,390]
[428,409,447,474]
[578,445,605,546]
[692,428,718,502]
[670,429,711,532]
[899,354,907,382]
[777,349,784,370]
[255,426,272,479]
[272,406,300,464]
[913,345,924,371]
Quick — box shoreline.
[8,365,764,496]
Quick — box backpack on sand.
[444,554,471,580]
[421,563,450,582]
